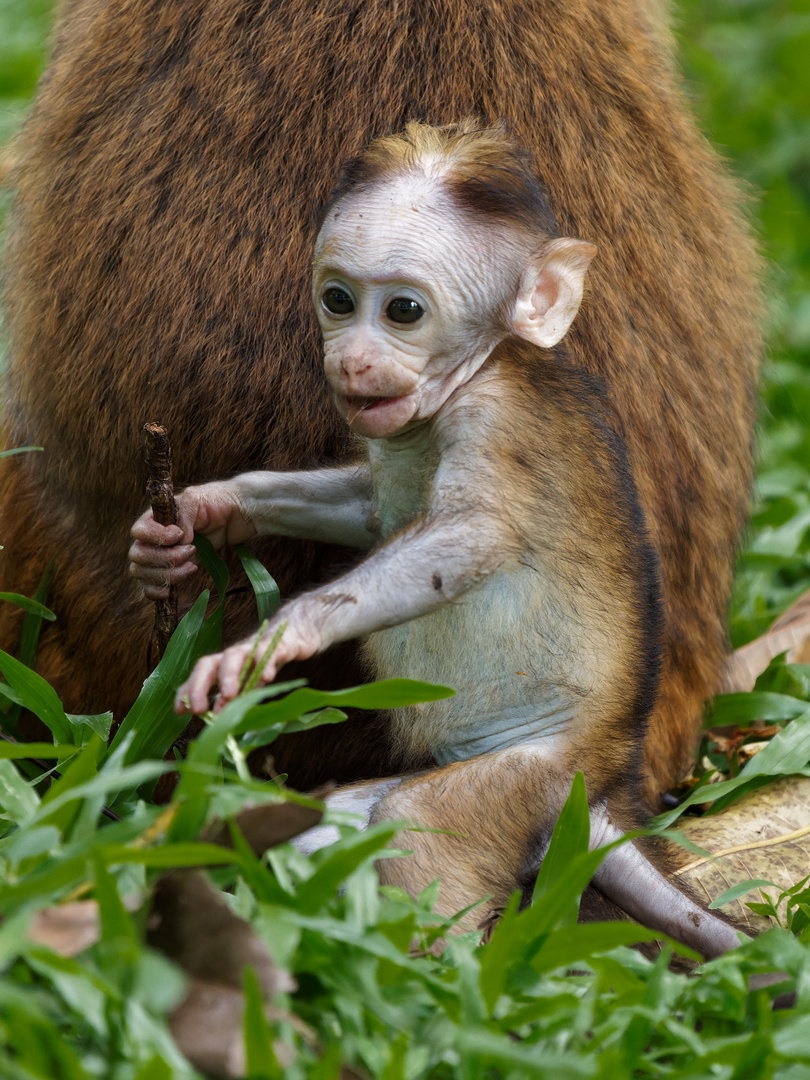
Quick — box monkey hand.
[129,480,256,599]
[174,608,323,715]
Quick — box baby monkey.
[130,120,739,957]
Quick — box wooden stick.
[144,423,178,664]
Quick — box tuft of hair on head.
[321,118,560,240]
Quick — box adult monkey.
[0,0,760,803]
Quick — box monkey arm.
[175,506,508,713]
[232,466,375,548]
[130,465,374,599]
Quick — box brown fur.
[0,0,760,801]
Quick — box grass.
[2,0,810,1076]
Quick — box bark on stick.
[145,423,178,663]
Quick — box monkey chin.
[339,393,420,438]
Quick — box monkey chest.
[365,570,587,766]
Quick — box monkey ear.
[512,238,597,348]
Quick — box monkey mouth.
[343,394,404,425]
[339,392,418,436]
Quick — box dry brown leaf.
[770,588,810,634]
[170,980,247,1079]
[27,901,102,957]
[147,869,294,996]
[169,979,297,1079]
[203,797,323,855]
[718,586,810,693]
[673,775,810,932]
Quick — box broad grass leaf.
[0,742,75,760]
[480,774,592,1011]
[455,1029,596,1076]
[92,855,139,997]
[295,821,403,914]
[0,853,94,915]
[170,681,306,841]
[96,841,249,870]
[654,708,810,826]
[243,966,282,1078]
[709,880,779,910]
[0,980,87,1077]
[93,853,137,950]
[223,820,293,905]
[38,734,104,839]
[191,532,230,658]
[529,921,673,974]
[707,691,808,726]
[110,591,210,765]
[480,849,609,1012]
[134,1057,174,1080]
[66,712,113,743]
[111,538,230,769]
[0,647,72,743]
[174,679,449,840]
[0,592,55,620]
[19,562,55,671]
[236,544,281,622]
[0,566,57,738]
[279,909,458,1015]
[532,771,590,911]
[232,678,455,739]
[28,759,170,832]
[237,706,348,752]
[0,681,24,706]
[0,757,39,823]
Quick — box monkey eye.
[386,298,424,324]
[322,288,355,315]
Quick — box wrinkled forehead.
[314,173,501,285]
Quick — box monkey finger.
[175,653,224,715]
[128,539,197,568]
[131,513,186,546]
[215,644,256,706]
[137,562,199,600]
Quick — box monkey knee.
[368,784,425,829]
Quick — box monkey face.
[312,174,596,440]
[312,177,508,439]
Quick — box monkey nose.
[339,357,373,378]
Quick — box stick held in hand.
[144,422,178,663]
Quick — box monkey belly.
[365,571,596,765]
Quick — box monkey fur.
[0,0,761,804]
[128,119,742,955]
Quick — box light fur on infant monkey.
[130,120,742,957]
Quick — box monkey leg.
[294,745,741,958]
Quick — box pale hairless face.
[312,172,596,439]
[312,174,517,439]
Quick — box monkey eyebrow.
[318,261,433,294]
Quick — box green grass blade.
[0,593,55,620]
[654,708,810,826]
[243,966,282,1078]
[0,647,72,744]
[110,591,211,765]
[19,561,56,668]
[532,771,590,909]
[0,758,40,823]
[236,544,281,622]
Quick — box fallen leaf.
[27,901,101,957]
[148,870,294,996]
[673,775,810,931]
[203,797,323,855]
[718,586,810,693]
